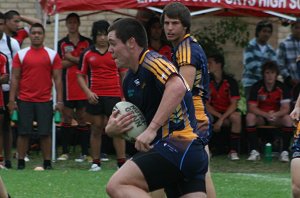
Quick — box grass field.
[0,151,291,198]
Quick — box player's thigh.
[108,160,149,191]
[35,102,53,135]
[62,105,74,123]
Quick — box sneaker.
[100,153,109,162]
[24,155,30,162]
[75,155,87,163]
[57,154,69,161]
[44,164,53,170]
[228,151,240,160]
[279,151,289,162]
[247,149,260,161]
[89,164,101,172]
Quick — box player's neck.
[68,32,80,45]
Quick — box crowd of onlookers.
[0,8,300,174]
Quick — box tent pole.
[263,11,296,21]
[52,13,59,162]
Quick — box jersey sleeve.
[52,53,62,69]
[78,50,90,75]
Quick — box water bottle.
[54,111,61,124]
[11,109,18,122]
[264,142,272,163]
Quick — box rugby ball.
[113,101,147,142]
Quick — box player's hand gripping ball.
[113,101,147,142]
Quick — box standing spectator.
[242,20,276,99]
[8,23,63,170]
[277,18,300,90]
[0,12,20,169]
[57,13,92,162]
[246,61,293,162]
[146,16,172,61]
[4,10,41,46]
[161,3,215,198]
[77,20,126,171]
[105,17,208,198]
[206,53,241,160]
[0,52,9,169]
[290,92,300,198]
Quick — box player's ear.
[126,37,135,49]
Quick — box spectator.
[206,53,241,160]
[8,23,63,170]
[105,17,208,198]
[0,12,20,169]
[4,10,41,46]
[77,20,127,171]
[57,13,92,162]
[277,18,300,90]
[246,61,293,162]
[161,3,215,197]
[0,52,9,169]
[242,20,276,100]
[290,91,300,198]
[146,16,172,61]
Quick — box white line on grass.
[234,173,290,182]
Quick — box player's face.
[292,23,300,40]
[150,22,163,41]
[6,15,20,33]
[108,30,130,69]
[95,32,108,48]
[66,17,79,34]
[29,27,45,47]
[257,27,272,44]
[263,69,277,85]
[163,15,186,46]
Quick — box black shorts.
[18,100,53,136]
[132,149,206,196]
[64,99,87,109]
[86,96,120,117]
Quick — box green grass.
[0,152,291,198]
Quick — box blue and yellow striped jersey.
[172,34,212,144]
[123,50,200,142]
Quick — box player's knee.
[106,177,121,197]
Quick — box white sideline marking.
[235,173,290,182]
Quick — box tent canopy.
[40,0,300,20]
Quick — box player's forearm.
[220,103,237,120]
[77,74,91,97]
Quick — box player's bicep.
[179,64,196,89]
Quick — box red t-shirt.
[13,46,62,102]
[0,53,8,107]
[58,35,92,100]
[78,46,125,97]
[13,28,29,46]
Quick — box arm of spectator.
[20,15,41,25]
[291,94,300,120]
[0,74,9,84]
[53,69,63,112]
[8,67,20,113]
[219,98,238,121]
[243,47,257,71]
[248,102,269,119]
[77,73,98,104]
[276,43,289,79]
[272,101,290,120]
[206,103,222,118]
[61,60,74,69]
[64,52,79,64]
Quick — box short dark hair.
[261,61,279,76]
[30,23,45,34]
[108,18,148,49]
[66,13,80,24]
[207,53,225,68]
[255,20,273,37]
[4,10,20,21]
[91,20,110,43]
[160,2,191,33]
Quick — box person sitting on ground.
[246,61,294,162]
[206,53,242,160]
